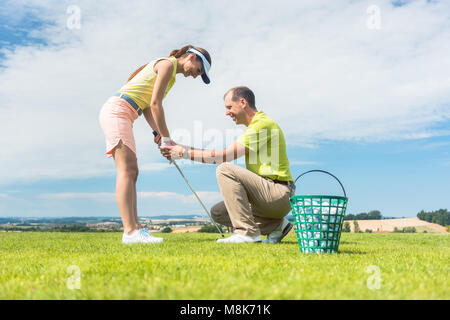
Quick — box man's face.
[224,92,245,125]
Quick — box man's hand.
[160,137,176,147]
[160,144,185,161]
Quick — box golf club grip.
[294,170,347,198]
[152,130,158,137]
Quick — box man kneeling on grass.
[160,86,295,243]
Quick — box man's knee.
[216,162,236,180]
[210,202,224,221]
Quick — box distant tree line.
[393,227,416,233]
[0,224,118,232]
[344,210,382,220]
[417,209,449,226]
[342,221,373,233]
[198,225,224,233]
[161,227,173,233]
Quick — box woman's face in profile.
[183,54,203,79]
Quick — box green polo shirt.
[237,111,294,182]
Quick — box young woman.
[99,45,212,244]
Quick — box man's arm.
[160,141,248,163]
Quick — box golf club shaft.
[153,131,225,237]
[171,160,224,237]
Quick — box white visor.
[187,48,211,84]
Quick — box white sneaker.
[263,218,292,244]
[216,232,262,243]
[122,228,164,244]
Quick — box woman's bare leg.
[132,177,140,230]
[112,140,139,235]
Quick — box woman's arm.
[150,59,174,138]
[143,107,158,132]
[143,108,161,145]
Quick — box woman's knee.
[117,166,138,181]
[113,141,139,180]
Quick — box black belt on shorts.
[268,178,296,189]
[113,92,143,116]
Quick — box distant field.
[347,217,448,233]
[0,232,448,299]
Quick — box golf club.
[153,131,225,238]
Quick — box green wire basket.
[290,170,348,254]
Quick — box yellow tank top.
[118,56,177,111]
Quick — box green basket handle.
[294,170,347,198]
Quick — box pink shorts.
[99,96,139,158]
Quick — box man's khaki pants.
[211,163,294,237]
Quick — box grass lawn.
[0,232,448,299]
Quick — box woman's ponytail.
[170,45,212,65]
[126,64,148,83]
[169,45,194,58]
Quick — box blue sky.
[0,0,449,218]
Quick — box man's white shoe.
[263,218,292,244]
[216,232,262,243]
[122,228,164,244]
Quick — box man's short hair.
[224,86,257,110]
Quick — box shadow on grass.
[280,241,300,245]
[337,249,367,255]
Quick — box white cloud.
[38,192,115,201]
[1,0,450,185]
[290,160,320,166]
[139,191,222,204]
[38,191,222,204]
